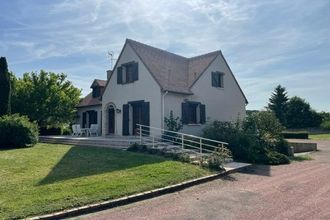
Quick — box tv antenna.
[107,51,116,69]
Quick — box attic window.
[92,87,101,98]
[117,62,139,84]
[212,71,224,88]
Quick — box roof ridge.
[126,39,188,60]
[188,50,221,60]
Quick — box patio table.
[81,128,91,136]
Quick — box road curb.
[28,164,251,220]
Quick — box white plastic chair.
[76,124,83,136]
[71,124,77,136]
[89,124,99,136]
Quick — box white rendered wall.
[164,55,246,135]
[102,43,162,136]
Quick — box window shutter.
[82,112,87,128]
[181,102,189,124]
[141,102,150,135]
[122,104,129,135]
[133,62,139,81]
[200,104,206,124]
[211,72,217,87]
[117,66,123,84]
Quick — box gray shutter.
[133,62,139,81]
[181,102,189,124]
[117,66,123,84]
[200,104,206,124]
[122,104,129,135]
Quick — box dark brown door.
[108,108,115,134]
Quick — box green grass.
[291,154,313,161]
[309,133,330,140]
[0,144,211,219]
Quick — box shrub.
[263,151,290,165]
[0,114,39,148]
[39,127,62,135]
[282,131,309,139]
[275,138,291,156]
[163,111,183,142]
[207,147,232,170]
[321,120,330,130]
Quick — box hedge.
[282,131,309,139]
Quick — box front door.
[108,108,115,134]
[122,101,150,136]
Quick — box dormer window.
[117,62,139,84]
[92,87,101,98]
[212,71,224,88]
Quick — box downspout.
[161,90,169,129]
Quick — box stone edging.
[28,165,249,220]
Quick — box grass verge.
[309,133,330,140]
[290,154,313,161]
[0,143,212,219]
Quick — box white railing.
[136,124,228,154]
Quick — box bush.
[207,147,232,170]
[39,127,62,135]
[282,131,309,139]
[203,112,291,165]
[321,120,330,130]
[0,114,39,148]
[263,151,290,165]
[275,138,291,156]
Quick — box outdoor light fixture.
[116,108,121,113]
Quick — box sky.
[1,0,330,111]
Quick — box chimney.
[106,70,112,80]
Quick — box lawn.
[309,133,330,140]
[0,144,212,219]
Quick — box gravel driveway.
[74,140,330,220]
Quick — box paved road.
[74,140,330,220]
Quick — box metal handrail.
[136,124,228,154]
[137,124,228,145]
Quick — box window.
[117,62,139,84]
[182,102,206,124]
[92,87,101,98]
[212,71,224,88]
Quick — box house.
[76,79,107,135]
[100,39,248,136]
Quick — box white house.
[99,39,248,136]
[76,79,106,135]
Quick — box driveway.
[73,140,330,220]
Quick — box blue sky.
[1,0,330,111]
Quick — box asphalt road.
[73,140,330,220]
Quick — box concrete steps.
[39,136,139,149]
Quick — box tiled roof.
[76,92,102,108]
[126,39,247,103]
[77,79,107,108]
[127,39,220,94]
[91,79,107,88]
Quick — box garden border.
[28,164,250,220]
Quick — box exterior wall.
[164,55,246,135]
[102,43,162,136]
[76,105,102,134]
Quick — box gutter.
[161,90,169,129]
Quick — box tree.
[0,57,11,116]
[286,96,322,128]
[267,85,288,126]
[11,70,81,128]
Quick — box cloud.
[1,0,329,111]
